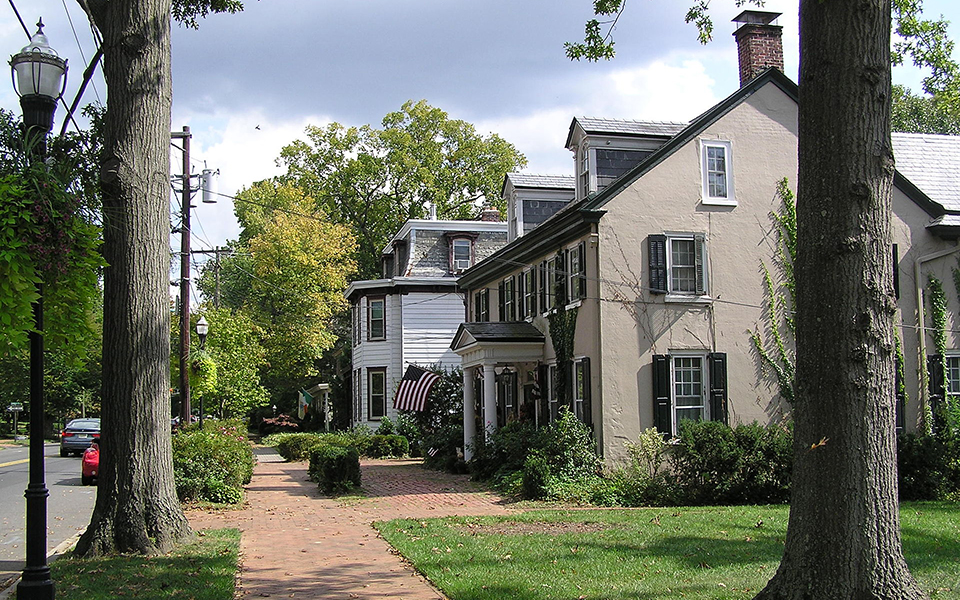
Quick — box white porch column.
[462,366,476,461]
[483,363,497,434]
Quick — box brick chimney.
[732,11,783,86]
[480,204,501,222]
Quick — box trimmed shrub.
[670,420,792,505]
[276,433,324,462]
[309,444,361,494]
[364,434,409,458]
[470,421,538,482]
[375,417,396,435]
[173,427,254,504]
[538,408,602,482]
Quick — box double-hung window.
[368,368,386,419]
[652,353,727,435]
[568,242,586,302]
[572,357,591,425]
[700,140,735,205]
[367,297,385,340]
[578,143,591,200]
[451,237,473,272]
[474,289,490,322]
[648,234,707,297]
[352,303,361,347]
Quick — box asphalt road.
[0,443,96,591]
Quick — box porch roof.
[450,322,545,369]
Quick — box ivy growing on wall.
[751,178,796,403]
[925,274,948,434]
[547,250,578,406]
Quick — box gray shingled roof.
[457,322,545,342]
[507,173,575,190]
[575,117,687,137]
[893,132,960,212]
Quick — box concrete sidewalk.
[187,449,515,599]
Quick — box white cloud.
[171,108,331,249]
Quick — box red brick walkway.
[187,453,515,599]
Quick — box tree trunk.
[75,0,192,556]
[755,1,925,598]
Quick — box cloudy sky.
[3,0,959,258]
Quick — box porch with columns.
[451,322,545,460]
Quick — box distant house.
[451,11,960,462]
[345,216,507,428]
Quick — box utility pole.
[191,247,231,309]
[172,126,192,425]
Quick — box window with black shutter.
[648,235,668,294]
[708,352,728,424]
[652,355,671,434]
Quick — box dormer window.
[448,235,476,273]
[578,142,591,200]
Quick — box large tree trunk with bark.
[755,1,925,598]
[75,0,193,556]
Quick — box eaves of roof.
[344,277,460,301]
[457,202,604,289]
[893,171,945,219]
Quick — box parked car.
[60,418,100,457]
[81,441,99,486]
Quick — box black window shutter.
[892,244,900,300]
[577,242,587,299]
[648,235,667,294]
[539,261,547,311]
[558,251,569,305]
[581,357,592,426]
[498,281,505,322]
[928,354,945,431]
[694,233,706,295]
[708,352,728,424]
[537,364,549,427]
[653,355,671,434]
[517,273,526,319]
[530,269,538,316]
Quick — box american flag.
[393,365,441,412]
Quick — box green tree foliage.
[277,100,526,278]
[199,308,269,418]
[0,110,104,356]
[198,181,356,401]
[892,84,960,133]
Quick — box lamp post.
[10,18,67,600]
[195,316,209,428]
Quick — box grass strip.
[377,502,960,600]
[50,528,240,600]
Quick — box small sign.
[7,402,23,413]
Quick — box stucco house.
[451,11,960,462]
[345,215,507,428]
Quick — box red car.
[81,442,99,486]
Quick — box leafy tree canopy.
[277,99,526,278]
[198,181,356,400]
[892,84,960,133]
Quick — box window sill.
[664,294,712,305]
[565,300,583,310]
[367,337,386,342]
[701,197,737,207]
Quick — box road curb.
[0,530,83,600]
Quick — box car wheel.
[81,474,92,486]
[60,449,68,457]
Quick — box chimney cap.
[732,10,781,27]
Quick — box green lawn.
[49,528,240,600]
[376,503,960,600]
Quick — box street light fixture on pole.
[10,18,67,600]
[195,316,209,428]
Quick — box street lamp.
[195,316,209,428]
[10,18,67,600]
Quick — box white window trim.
[946,353,960,399]
[451,237,473,273]
[669,352,710,433]
[699,139,736,207]
[663,232,711,302]
[368,367,387,420]
[573,357,587,422]
[578,142,593,200]
[367,297,386,341]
